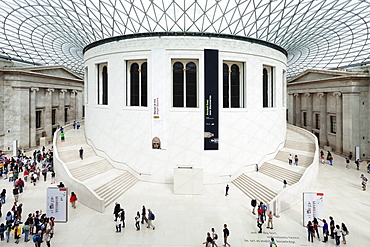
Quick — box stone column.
[287,93,294,124]
[318,93,328,147]
[333,92,342,153]
[57,89,67,127]
[76,90,83,120]
[69,90,77,123]
[29,87,39,147]
[305,93,313,132]
[342,92,360,155]
[294,93,301,127]
[44,89,54,143]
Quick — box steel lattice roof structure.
[1,0,369,77]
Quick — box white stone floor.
[0,151,369,246]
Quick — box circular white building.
[83,33,287,183]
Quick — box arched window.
[172,60,198,108]
[223,62,244,108]
[127,60,148,107]
[97,63,108,105]
[263,66,275,108]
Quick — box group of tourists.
[306,216,348,246]
[202,224,230,247]
[0,149,56,246]
[113,203,156,233]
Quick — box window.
[172,60,198,107]
[315,114,320,130]
[36,110,42,128]
[97,63,108,105]
[64,108,68,123]
[52,109,56,125]
[223,62,244,108]
[330,115,337,134]
[303,112,307,127]
[263,66,275,108]
[127,61,147,107]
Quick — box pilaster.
[294,93,301,127]
[333,92,342,153]
[69,90,77,123]
[57,89,67,127]
[44,88,54,143]
[304,93,313,132]
[29,87,39,147]
[318,92,327,146]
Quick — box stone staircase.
[232,128,315,204]
[232,173,277,204]
[56,126,138,209]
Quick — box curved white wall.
[84,35,287,183]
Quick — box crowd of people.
[0,148,56,245]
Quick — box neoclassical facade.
[287,67,370,159]
[84,33,288,183]
[0,60,84,152]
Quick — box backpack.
[33,235,39,243]
[214,233,218,240]
[271,244,277,247]
[262,205,267,211]
[151,213,155,220]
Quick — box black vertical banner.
[204,49,219,150]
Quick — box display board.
[46,187,68,222]
[204,49,219,150]
[303,192,324,226]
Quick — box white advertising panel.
[46,187,68,222]
[303,192,324,226]
[151,48,167,150]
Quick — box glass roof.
[1,0,369,77]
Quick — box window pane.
[52,109,56,125]
[223,63,229,108]
[263,68,268,107]
[173,62,184,107]
[36,111,41,128]
[130,63,139,106]
[141,62,148,107]
[231,64,240,108]
[186,62,197,107]
[102,66,108,105]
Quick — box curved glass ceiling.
[1,0,369,77]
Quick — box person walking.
[44,229,52,247]
[360,174,367,191]
[294,155,299,166]
[267,211,273,229]
[223,224,230,246]
[135,211,140,231]
[79,147,84,160]
[211,227,218,247]
[120,209,125,228]
[147,208,155,230]
[141,205,148,224]
[1,189,6,204]
[355,159,360,170]
[345,158,350,169]
[202,232,213,247]
[225,184,229,196]
[113,202,121,221]
[13,223,21,244]
[115,212,122,233]
[251,198,257,215]
[22,221,31,242]
[70,192,77,209]
[288,154,293,165]
[60,132,65,142]
[33,230,43,247]
[341,223,348,244]
[269,237,277,247]
[283,180,287,188]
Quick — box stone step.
[275,150,313,167]
[232,174,277,203]
[92,172,138,208]
[284,140,315,153]
[70,160,114,181]
[259,162,302,185]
